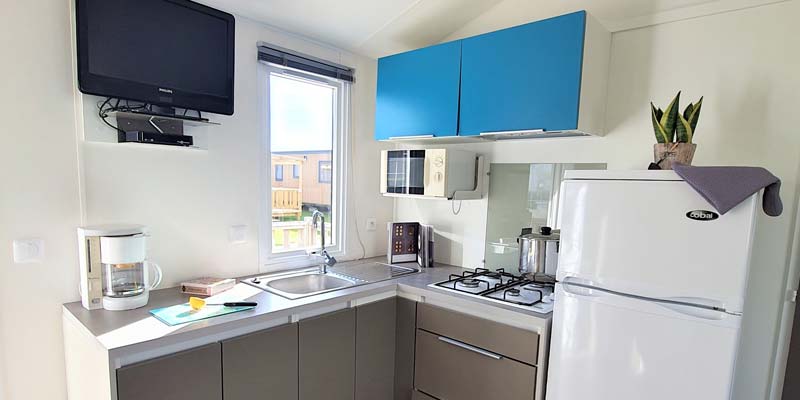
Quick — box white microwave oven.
[380,149,477,198]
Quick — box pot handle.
[148,261,163,290]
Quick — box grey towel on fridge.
[672,163,782,217]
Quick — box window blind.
[257,43,355,83]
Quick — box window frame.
[318,160,332,184]
[258,62,350,272]
[292,164,301,179]
[275,165,284,181]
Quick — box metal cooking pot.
[518,226,560,278]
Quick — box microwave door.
[386,150,409,194]
[407,150,425,195]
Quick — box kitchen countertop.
[63,257,552,351]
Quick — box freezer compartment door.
[546,283,741,400]
[557,178,757,311]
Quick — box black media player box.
[117,131,194,147]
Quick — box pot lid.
[519,226,560,241]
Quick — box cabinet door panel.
[299,308,356,400]
[415,330,536,400]
[412,390,438,400]
[117,343,221,400]
[376,41,462,139]
[356,298,396,400]
[222,323,298,400]
[459,11,586,135]
[395,298,418,400]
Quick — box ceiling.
[195,0,724,58]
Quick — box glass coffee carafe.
[99,235,162,301]
[103,262,147,297]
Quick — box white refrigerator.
[546,170,758,400]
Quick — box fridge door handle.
[656,301,729,320]
[561,280,736,320]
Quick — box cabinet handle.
[479,129,545,136]
[387,134,435,140]
[437,336,503,360]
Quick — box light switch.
[12,239,44,263]
[228,225,247,244]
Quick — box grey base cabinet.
[415,330,536,400]
[412,390,438,400]
[356,298,397,400]
[116,343,222,400]
[222,323,299,400]
[413,303,540,400]
[394,297,417,400]
[299,308,356,400]
[113,298,418,400]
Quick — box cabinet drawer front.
[414,330,536,400]
[417,303,539,365]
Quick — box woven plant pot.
[653,143,697,170]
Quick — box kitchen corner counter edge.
[62,257,552,352]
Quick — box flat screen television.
[76,0,235,116]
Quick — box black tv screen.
[76,0,235,115]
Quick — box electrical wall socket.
[13,239,44,263]
[228,225,247,244]
[365,218,377,232]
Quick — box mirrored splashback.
[484,163,606,271]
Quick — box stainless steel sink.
[267,273,355,295]
[245,268,361,300]
[244,261,420,300]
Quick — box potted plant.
[650,91,703,169]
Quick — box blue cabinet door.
[375,41,462,140]
[459,11,586,136]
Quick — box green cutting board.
[150,302,255,326]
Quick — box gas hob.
[428,268,555,314]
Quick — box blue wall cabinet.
[460,11,592,136]
[375,41,462,140]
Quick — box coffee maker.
[78,225,162,311]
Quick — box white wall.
[395,2,800,399]
[0,2,392,400]
[79,16,393,288]
[0,1,82,399]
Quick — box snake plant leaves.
[660,91,681,142]
[651,103,671,143]
[687,96,703,132]
[676,97,704,143]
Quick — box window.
[318,161,332,184]
[261,63,349,269]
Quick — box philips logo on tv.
[158,88,173,94]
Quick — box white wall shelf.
[107,110,221,127]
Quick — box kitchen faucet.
[311,209,337,273]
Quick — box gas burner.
[523,283,544,289]
[431,270,555,313]
[460,278,481,288]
